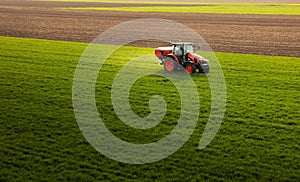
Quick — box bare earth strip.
[1,0,300,57]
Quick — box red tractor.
[155,43,209,74]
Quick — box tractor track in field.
[1,0,300,57]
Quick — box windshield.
[184,44,194,54]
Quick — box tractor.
[155,43,209,74]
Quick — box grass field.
[1,36,300,180]
[62,3,300,15]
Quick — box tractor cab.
[172,43,195,63]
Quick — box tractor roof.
[173,42,193,45]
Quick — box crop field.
[65,4,300,15]
[1,0,300,57]
[48,0,300,15]
[1,0,300,181]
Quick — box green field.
[1,36,300,180]
[63,3,300,15]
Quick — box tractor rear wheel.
[184,62,196,74]
[164,57,177,72]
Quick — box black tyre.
[184,62,196,74]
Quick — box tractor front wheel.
[164,57,177,72]
[199,64,210,74]
[184,62,196,74]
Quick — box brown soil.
[1,0,299,57]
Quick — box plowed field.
[1,0,299,57]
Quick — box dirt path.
[1,0,299,57]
